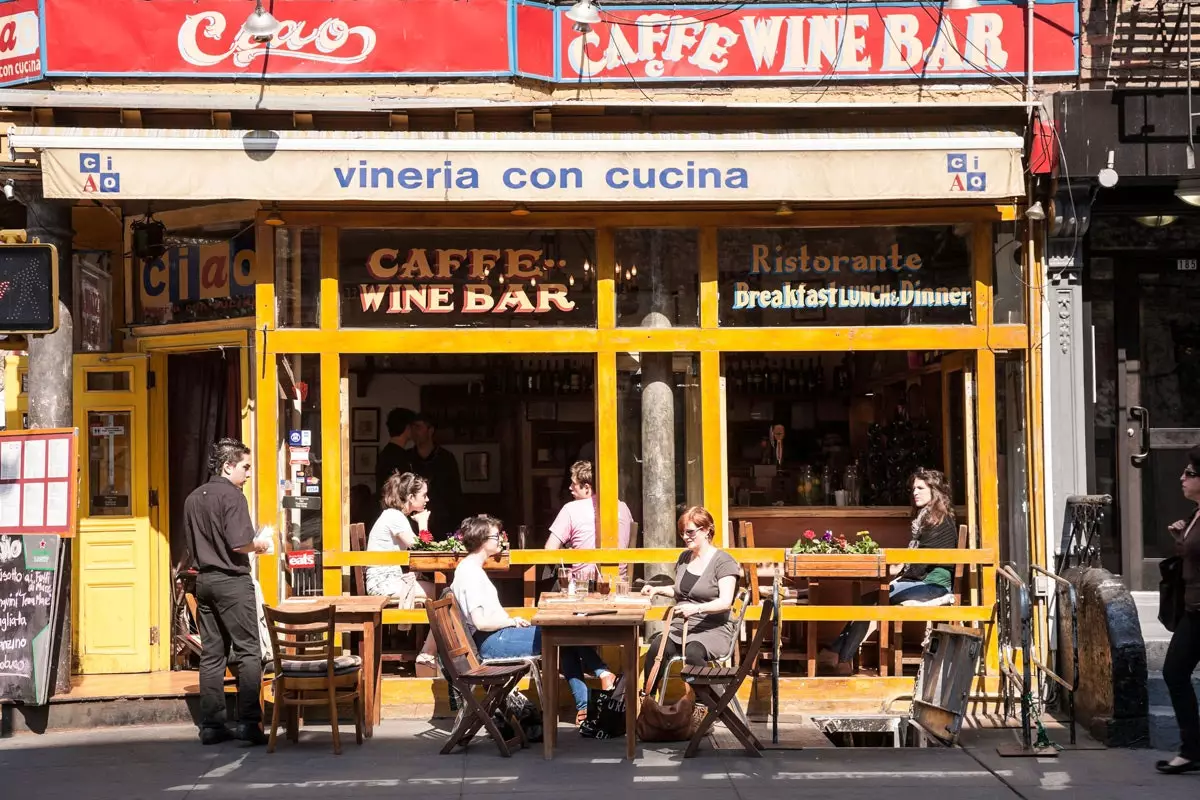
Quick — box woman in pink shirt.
[545,461,633,581]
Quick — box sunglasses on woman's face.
[1184,468,1199,479]
[682,527,707,539]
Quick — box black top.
[375,442,413,500]
[411,445,463,540]
[899,517,958,587]
[1177,511,1200,611]
[183,477,255,574]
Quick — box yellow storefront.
[8,121,1043,711]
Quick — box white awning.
[8,126,1025,203]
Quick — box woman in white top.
[366,472,436,664]
[452,514,616,725]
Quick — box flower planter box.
[407,552,509,572]
[784,553,885,579]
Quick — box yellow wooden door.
[73,354,153,674]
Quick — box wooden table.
[279,595,389,737]
[532,595,648,760]
[784,566,891,677]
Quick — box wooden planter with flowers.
[784,529,884,579]
[407,529,510,572]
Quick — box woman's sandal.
[576,709,589,726]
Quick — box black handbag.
[580,675,627,739]
[1159,556,1186,633]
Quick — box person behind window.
[375,407,416,502]
[366,472,437,666]
[545,460,634,582]
[451,514,616,726]
[410,413,463,540]
[818,468,958,675]
[1156,448,1200,774]
[640,506,740,697]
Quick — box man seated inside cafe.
[545,460,635,582]
[409,412,464,540]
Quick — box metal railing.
[1056,494,1111,574]
[1030,564,1079,746]
[996,562,1034,752]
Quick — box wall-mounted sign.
[0,1,43,88]
[74,251,112,352]
[41,0,1078,82]
[136,227,257,326]
[340,230,596,328]
[719,227,974,327]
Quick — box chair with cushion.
[427,589,531,757]
[886,524,973,676]
[263,604,364,755]
[682,596,777,758]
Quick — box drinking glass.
[558,567,575,596]
[596,575,611,597]
[614,580,631,597]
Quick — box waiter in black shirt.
[410,413,463,539]
[184,438,270,746]
[375,407,416,501]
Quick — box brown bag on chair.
[636,611,704,742]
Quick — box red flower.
[418,530,433,544]
[803,530,816,540]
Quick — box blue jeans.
[828,580,949,664]
[478,626,610,711]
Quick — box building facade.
[0,0,1066,710]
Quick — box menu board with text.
[0,429,78,538]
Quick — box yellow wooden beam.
[597,350,618,549]
[263,325,1029,355]
[254,223,280,604]
[319,227,339,330]
[321,352,343,597]
[322,546,996,567]
[700,350,725,544]
[699,227,718,329]
[596,228,615,330]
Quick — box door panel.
[74,355,152,674]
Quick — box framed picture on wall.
[790,281,826,323]
[351,408,379,442]
[463,451,490,482]
[353,445,377,475]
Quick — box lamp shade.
[244,2,282,40]
[1176,177,1200,207]
[566,0,602,26]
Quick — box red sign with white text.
[40,0,1077,82]
[0,0,43,87]
[562,3,1078,81]
[44,0,513,77]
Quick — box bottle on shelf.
[786,358,799,394]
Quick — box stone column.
[641,231,676,581]
[20,186,75,694]
[1044,184,1091,575]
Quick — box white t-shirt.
[365,509,415,596]
[451,558,503,638]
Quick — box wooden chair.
[262,604,365,755]
[681,596,777,758]
[657,587,750,701]
[888,524,972,675]
[350,521,432,672]
[735,520,804,668]
[427,590,531,757]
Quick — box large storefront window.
[618,352,702,575]
[615,230,699,327]
[277,354,323,596]
[275,226,321,328]
[718,226,974,327]
[134,221,257,326]
[338,229,597,328]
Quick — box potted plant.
[408,528,510,571]
[784,529,884,578]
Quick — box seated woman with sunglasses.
[451,514,617,725]
[641,506,741,696]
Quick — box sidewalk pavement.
[1,719,1197,800]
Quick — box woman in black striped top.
[818,469,958,674]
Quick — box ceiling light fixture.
[264,206,286,227]
[1176,177,1200,207]
[947,0,980,9]
[775,202,793,217]
[511,203,531,217]
[565,0,602,26]
[1134,214,1179,228]
[244,0,282,43]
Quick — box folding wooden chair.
[681,597,777,758]
[888,524,972,675]
[263,604,365,755]
[426,590,531,757]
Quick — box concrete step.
[1147,671,1200,707]
[1151,705,1183,752]
[1146,638,1171,672]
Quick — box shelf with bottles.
[725,355,853,399]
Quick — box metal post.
[20,187,74,694]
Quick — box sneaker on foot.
[199,726,233,746]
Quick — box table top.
[533,609,646,626]
[533,593,650,626]
[278,595,390,613]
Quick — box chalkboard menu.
[0,244,59,334]
[0,534,63,705]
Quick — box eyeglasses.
[682,527,708,539]
[1185,469,1199,479]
